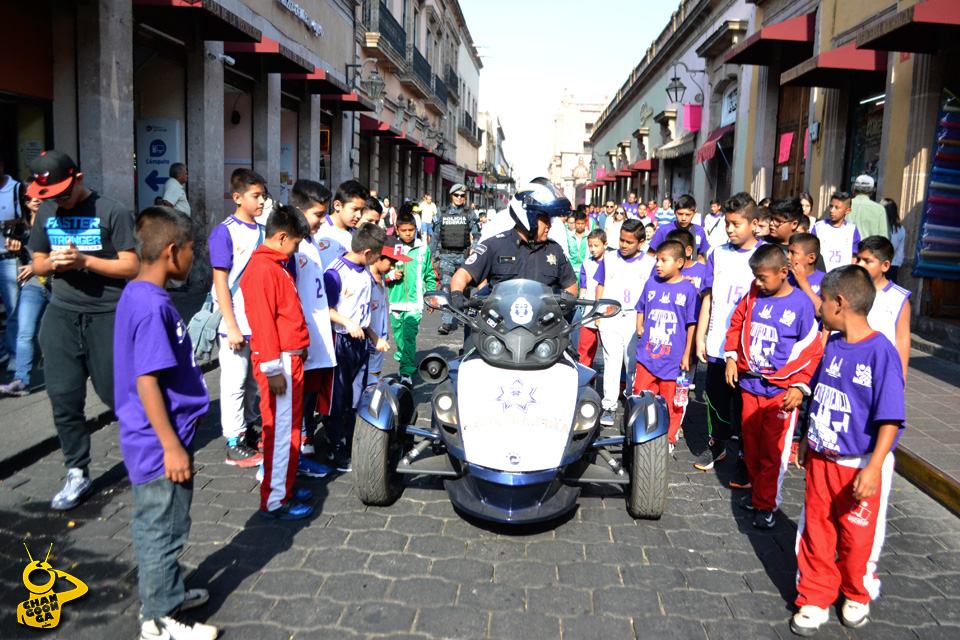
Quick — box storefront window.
[846,91,885,190]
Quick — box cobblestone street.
[1,312,959,640]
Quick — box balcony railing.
[463,112,475,133]
[408,44,432,89]
[433,74,447,106]
[445,65,460,94]
[378,3,406,59]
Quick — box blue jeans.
[14,285,49,385]
[131,473,193,620]
[0,258,19,363]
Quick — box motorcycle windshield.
[457,358,578,472]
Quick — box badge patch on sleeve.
[465,253,478,265]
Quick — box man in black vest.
[431,183,479,335]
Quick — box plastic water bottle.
[675,370,690,408]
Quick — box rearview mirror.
[593,301,621,318]
[424,291,450,310]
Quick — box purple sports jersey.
[788,269,825,296]
[649,221,708,256]
[634,277,699,380]
[681,261,708,293]
[114,282,208,484]
[806,332,905,459]
[737,288,819,397]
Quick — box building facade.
[477,111,514,210]
[547,93,606,205]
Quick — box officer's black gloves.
[450,290,466,312]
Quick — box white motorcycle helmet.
[508,179,572,234]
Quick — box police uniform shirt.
[462,228,577,290]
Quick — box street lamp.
[665,62,706,104]
[346,58,385,104]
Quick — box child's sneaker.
[140,615,218,640]
[51,468,92,511]
[297,457,331,478]
[739,495,756,512]
[399,374,414,389]
[179,589,210,612]
[600,408,616,426]
[693,439,726,470]
[300,436,316,457]
[333,447,352,473]
[729,456,752,489]
[841,599,869,628]
[753,509,775,529]
[0,379,29,397]
[225,439,262,467]
[294,487,313,501]
[790,605,829,637]
[259,499,313,520]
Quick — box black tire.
[353,416,403,506]
[625,435,668,519]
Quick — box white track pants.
[599,311,639,411]
[218,340,260,440]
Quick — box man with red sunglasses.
[26,150,139,510]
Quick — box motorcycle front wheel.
[624,435,668,519]
[353,416,404,506]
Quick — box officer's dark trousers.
[39,305,116,471]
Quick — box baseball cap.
[449,183,466,195]
[854,174,876,192]
[27,150,78,199]
[381,238,412,262]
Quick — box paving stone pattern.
[2,314,960,639]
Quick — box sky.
[459,0,679,184]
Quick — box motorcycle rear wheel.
[353,416,404,505]
[625,435,668,519]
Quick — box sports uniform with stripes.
[813,220,860,272]
[293,236,337,420]
[595,250,656,412]
[867,281,911,352]
[240,245,309,513]
[366,275,389,385]
[796,332,905,610]
[724,285,822,512]
[315,223,352,269]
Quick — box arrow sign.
[145,170,169,193]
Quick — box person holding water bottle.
[633,240,699,453]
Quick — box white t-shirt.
[813,220,861,272]
[315,223,352,269]
[597,251,656,313]
[162,179,190,215]
[326,256,374,332]
[704,242,763,360]
[294,236,337,370]
[207,216,263,337]
[701,213,728,249]
[868,281,911,349]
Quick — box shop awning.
[723,12,816,66]
[603,175,618,183]
[224,37,313,74]
[133,0,261,44]
[281,68,351,97]
[856,0,960,54]
[780,43,887,88]
[322,91,376,111]
[696,123,736,164]
[359,113,400,136]
[632,159,659,172]
[654,131,697,160]
[584,183,595,190]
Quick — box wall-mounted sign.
[135,119,182,214]
[721,85,738,127]
[277,0,323,37]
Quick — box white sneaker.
[140,616,218,640]
[51,468,92,510]
[790,605,829,636]
[841,599,870,628]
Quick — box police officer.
[432,183,480,335]
[450,180,578,307]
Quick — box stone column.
[330,110,350,186]
[298,95,322,181]
[391,143,400,200]
[186,39,224,286]
[76,0,135,207]
[370,136,381,193]
[253,73,281,188]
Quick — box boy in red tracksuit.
[790,265,905,636]
[723,245,822,530]
[240,205,314,520]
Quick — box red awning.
[603,175,617,183]
[696,124,736,164]
[224,36,313,74]
[358,113,400,136]
[281,68,350,97]
[856,0,960,54]
[780,43,887,88]
[724,13,816,67]
[632,159,659,172]
[133,0,261,44]
[584,183,595,191]
[322,91,375,112]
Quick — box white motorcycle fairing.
[456,358,579,473]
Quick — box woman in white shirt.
[882,197,906,283]
[604,207,628,247]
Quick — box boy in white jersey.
[813,192,861,272]
[315,180,366,269]
[577,228,608,368]
[209,169,266,468]
[366,238,410,386]
[359,196,383,226]
[322,222,389,470]
[595,219,656,425]
[857,236,911,377]
[694,192,763,486]
[288,180,337,459]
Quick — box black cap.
[27,151,78,199]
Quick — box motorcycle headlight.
[574,401,599,431]
[484,337,504,356]
[437,394,454,412]
[535,341,553,359]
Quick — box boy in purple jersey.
[647,194,708,258]
[723,245,822,530]
[791,265,905,636]
[633,241,698,450]
[787,233,826,317]
[114,208,217,640]
[665,228,707,295]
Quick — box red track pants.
[633,363,685,444]
[252,352,304,512]
[578,326,599,368]
[795,449,894,608]
[740,390,796,512]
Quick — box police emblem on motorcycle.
[497,378,537,412]
[506,452,522,465]
[510,297,533,324]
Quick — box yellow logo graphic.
[17,543,88,629]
